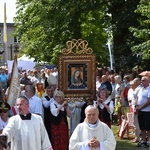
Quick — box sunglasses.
[0,110,8,113]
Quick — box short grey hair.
[85,105,99,114]
[17,96,29,104]
[114,75,122,83]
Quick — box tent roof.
[18,55,35,62]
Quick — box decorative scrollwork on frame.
[62,39,93,55]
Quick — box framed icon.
[58,39,96,101]
[58,54,96,99]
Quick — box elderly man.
[99,75,112,95]
[135,76,150,148]
[2,96,53,150]
[69,105,116,150]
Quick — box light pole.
[107,40,113,70]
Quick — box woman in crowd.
[0,102,11,150]
[36,83,45,98]
[114,75,125,125]
[49,90,71,150]
[96,88,114,128]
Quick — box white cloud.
[0,0,17,23]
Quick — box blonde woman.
[49,90,71,150]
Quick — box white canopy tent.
[7,55,36,73]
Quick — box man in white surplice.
[2,96,53,150]
[69,105,116,150]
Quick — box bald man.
[69,105,116,150]
[135,76,150,148]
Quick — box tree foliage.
[14,0,149,71]
[14,0,109,65]
[130,0,150,67]
[108,0,140,72]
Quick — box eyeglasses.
[141,80,146,82]
[0,110,8,113]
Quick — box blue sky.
[0,0,16,23]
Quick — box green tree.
[14,0,109,66]
[108,0,140,72]
[130,0,150,70]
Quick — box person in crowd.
[114,75,125,125]
[0,102,11,150]
[69,105,116,150]
[30,70,41,85]
[47,75,57,92]
[96,75,102,94]
[0,102,11,133]
[40,72,49,89]
[123,75,131,106]
[135,76,150,148]
[20,72,32,85]
[127,80,136,112]
[99,75,112,96]
[96,88,114,128]
[45,69,51,78]
[70,101,86,135]
[42,86,55,139]
[49,90,71,150]
[1,96,53,150]
[129,78,141,143]
[36,83,45,98]
[109,74,117,123]
[27,70,33,81]
[0,70,8,91]
[24,84,43,116]
[109,74,116,102]
[51,68,58,86]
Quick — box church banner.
[7,54,20,106]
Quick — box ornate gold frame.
[58,39,96,102]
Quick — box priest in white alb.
[1,96,53,150]
[69,105,116,150]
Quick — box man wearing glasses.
[135,76,150,148]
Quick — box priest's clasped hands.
[88,136,100,149]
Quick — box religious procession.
[0,61,149,150]
[0,0,150,149]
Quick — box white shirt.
[98,98,114,114]
[50,101,64,117]
[137,86,150,111]
[27,95,43,115]
[128,88,135,106]
[42,96,54,108]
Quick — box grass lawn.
[112,124,149,150]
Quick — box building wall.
[0,23,18,66]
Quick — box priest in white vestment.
[1,96,53,150]
[69,105,116,150]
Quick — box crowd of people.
[0,66,149,149]
[95,68,150,148]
